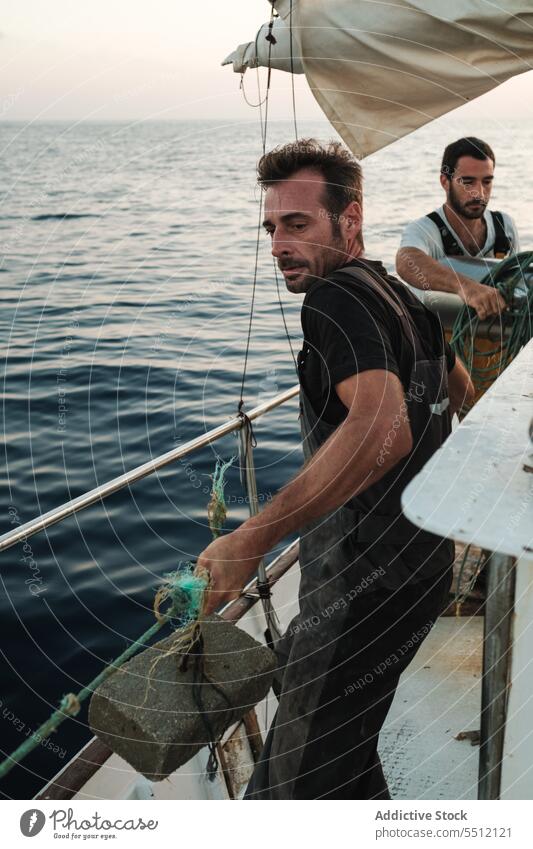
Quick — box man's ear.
[341,201,362,231]
[440,173,449,193]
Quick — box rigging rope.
[237,6,275,410]
[273,259,298,371]
[235,4,285,646]
[236,1,302,642]
[0,565,210,781]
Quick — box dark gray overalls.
[245,264,454,799]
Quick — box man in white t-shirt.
[396,137,520,320]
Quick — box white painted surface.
[501,554,533,800]
[381,616,482,800]
[402,339,533,558]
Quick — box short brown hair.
[441,137,495,179]
[257,138,363,220]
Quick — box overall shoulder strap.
[426,211,463,256]
[491,211,511,258]
[332,263,431,361]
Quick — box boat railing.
[0,384,300,554]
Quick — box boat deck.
[381,615,482,799]
[66,558,482,801]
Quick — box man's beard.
[448,182,487,220]
[279,236,346,294]
[278,259,312,293]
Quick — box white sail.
[222,15,304,75]
[223,0,533,157]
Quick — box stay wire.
[273,259,298,373]
[289,0,298,140]
[237,7,275,411]
[235,7,284,645]
[261,11,275,155]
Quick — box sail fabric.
[222,16,304,75]
[224,0,533,158]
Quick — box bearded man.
[198,139,473,799]
[396,137,519,321]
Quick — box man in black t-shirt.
[299,259,457,427]
[198,139,474,799]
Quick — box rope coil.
[451,251,533,408]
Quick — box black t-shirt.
[298,258,455,425]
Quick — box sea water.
[1,117,531,798]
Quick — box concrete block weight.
[89,615,276,781]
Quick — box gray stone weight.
[89,615,276,781]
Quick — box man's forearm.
[396,247,475,297]
[397,247,507,320]
[235,410,411,555]
[198,373,414,613]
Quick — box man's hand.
[197,529,264,616]
[461,279,507,321]
[396,247,507,320]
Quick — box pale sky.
[1,0,533,123]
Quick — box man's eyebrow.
[459,174,494,180]
[262,211,313,228]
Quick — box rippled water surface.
[1,117,531,798]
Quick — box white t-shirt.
[399,206,520,259]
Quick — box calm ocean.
[1,117,531,798]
